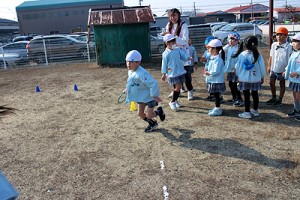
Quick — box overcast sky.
[0,0,299,21]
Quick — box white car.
[0,53,24,69]
[213,23,263,44]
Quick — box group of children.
[123,26,300,132]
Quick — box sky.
[0,0,300,21]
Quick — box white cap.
[163,34,175,42]
[293,33,300,41]
[125,50,142,62]
[207,39,222,48]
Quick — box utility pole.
[251,0,253,20]
[139,0,143,6]
[269,0,274,50]
[193,2,196,17]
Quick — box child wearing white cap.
[202,39,226,116]
[283,33,300,121]
[225,32,244,107]
[234,36,266,119]
[124,50,165,132]
[161,34,191,111]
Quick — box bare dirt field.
[1,52,300,199]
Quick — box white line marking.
[160,160,165,170]
[163,185,169,200]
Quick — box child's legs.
[279,80,286,99]
[269,76,276,96]
[293,91,300,111]
[251,90,259,110]
[185,72,193,91]
[138,103,147,119]
[171,83,181,102]
[243,90,251,112]
[229,81,236,99]
[213,92,221,107]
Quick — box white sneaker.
[251,109,259,117]
[180,89,187,93]
[169,101,177,111]
[188,90,194,100]
[238,112,252,119]
[208,107,222,116]
[175,100,181,108]
[168,91,173,98]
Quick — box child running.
[161,34,191,111]
[124,50,165,132]
[283,33,300,121]
[202,39,226,116]
[266,27,292,106]
[225,32,244,107]
[234,36,266,119]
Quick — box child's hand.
[161,74,166,82]
[154,96,162,102]
[290,72,299,78]
[194,64,198,71]
[282,71,286,77]
[267,66,271,74]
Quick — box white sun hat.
[125,50,142,62]
[207,39,223,48]
[163,34,176,42]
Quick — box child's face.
[126,61,140,71]
[166,40,176,49]
[228,38,238,46]
[276,33,287,44]
[292,40,300,50]
[208,47,217,55]
[169,12,179,24]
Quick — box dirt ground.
[1,52,300,199]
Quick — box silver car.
[0,41,30,67]
[213,23,263,43]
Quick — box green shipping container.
[89,6,155,65]
[94,23,150,65]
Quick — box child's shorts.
[270,71,285,81]
[167,74,186,85]
[184,65,194,74]
[289,81,300,92]
[137,100,158,108]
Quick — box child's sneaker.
[238,112,252,119]
[188,90,194,100]
[251,109,260,117]
[144,120,158,132]
[227,98,236,103]
[180,88,187,93]
[287,110,300,117]
[175,101,181,108]
[266,97,277,105]
[205,95,215,101]
[157,106,165,121]
[169,101,177,111]
[220,96,225,104]
[208,107,222,116]
[295,116,300,121]
[233,99,244,107]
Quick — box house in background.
[191,11,236,24]
[16,0,124,35]
[225,3,269,22]
[273,7,300,22]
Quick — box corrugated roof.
[16,0,123,11]
[225,4,268,14]
[274,7,300,13]
[89,6,155,26]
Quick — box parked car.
[0,53,25,68]
[150,35,164,55]
[213,23,263,43]
[26,35,95,63]
[0,41,30,65]
[12,36,33,43]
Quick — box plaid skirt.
[206,83,226,93]
[168,74,186,85]
[227,72,238,82]
[289,81,300,92]
[238,82,262,91]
